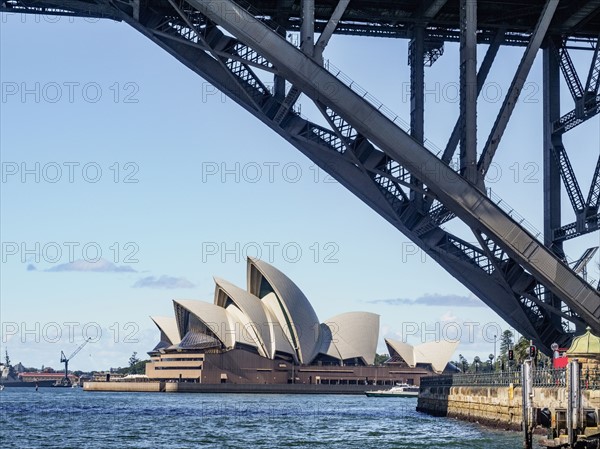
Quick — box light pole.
[493,334,497,372]
[551,342,559,369]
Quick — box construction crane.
[59,338,91,386]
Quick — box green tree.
[114,359,149,375]
[458,354,469,372]
[127,359,148,375]
[374,353,389,365]
[499,330,514,360]
[128,352,140,367]
[514,336,530,363]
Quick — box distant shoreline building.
[146,258,458,385]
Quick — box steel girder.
[3,0,600,353]
[546,37,600,244]
[552,38,600,135]
[553,93,600,134]
[441,28,505,166]
[458,0,478,186]
[478,0,559,181]
[0,0,117,19]
[4,1,600,47]
[148,0,600,352]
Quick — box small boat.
[365,383,419,397]
[0,384,4,391]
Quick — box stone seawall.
[417,385,600,431]
[417,385,523,430]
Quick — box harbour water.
[0,388,531,448]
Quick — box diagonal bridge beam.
[192,0,599,332]
[478,0,559,180]
[3,0,599,353]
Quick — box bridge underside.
[2,0,599,353]
[4,0,599,42]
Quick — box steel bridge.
[2,0,599,353]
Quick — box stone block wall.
[417,384,599,431]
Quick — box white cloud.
[440,311,457,322]
[45,258,136,273]
[132,275,195,289]
[369,293,484,308]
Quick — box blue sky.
[1,13,598,372]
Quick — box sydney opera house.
[146,258,458,386]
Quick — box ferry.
[365,383,419,397]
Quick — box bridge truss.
[2,0,599,353]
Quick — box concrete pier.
[83,381,164,392]
[164,383,371,394]
[83,381,379,395]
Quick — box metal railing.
[486,188,543,241]
[422,371,521,387]
[581,368,600,390]
[533,369,566,388]
[421,368,600,390]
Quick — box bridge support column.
[301,0,315,57]
[459,0,478,186]
[543,38,566,330]
[410,26,425,208]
